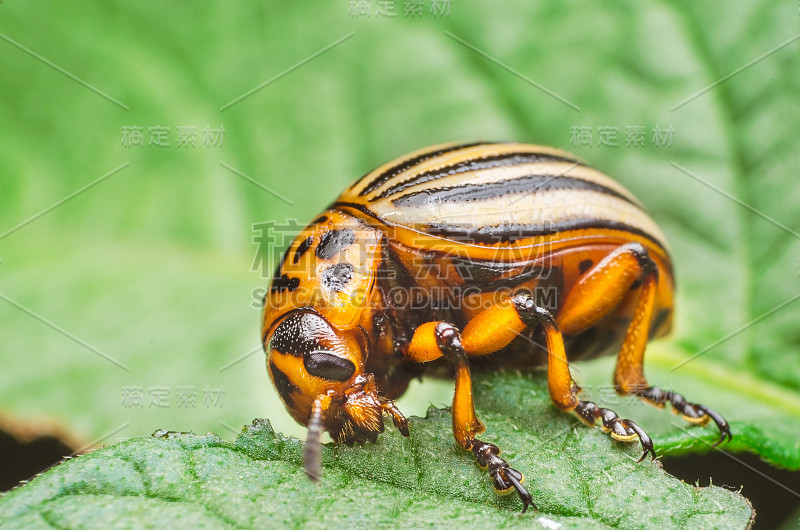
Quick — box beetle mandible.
[261,141,731,512]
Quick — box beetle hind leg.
[636,386,732,445]
[609,267,732,445]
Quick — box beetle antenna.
[304,395,326,481]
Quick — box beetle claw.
[695,404,732,446]
[639,387,732,445]
[472,439,536,513]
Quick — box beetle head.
[265,308,386,444]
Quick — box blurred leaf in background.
[0,0,799,526]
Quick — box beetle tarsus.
[380,398,410,437]
[574,400,656,462]
[639,387,732,445]
[471,439,536,513]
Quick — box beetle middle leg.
[405,321,535,513]
[559,242,731,445]
[460,292,656,462]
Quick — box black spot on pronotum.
[269,361,297,408]
[316,229,356,260]
[321,263,354,293]
[293,236,314,264]
[579,259,594,274]
[304,351,356,381]
[311,215,328,225]
[270,274,300,294]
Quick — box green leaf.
[0,371,753,528]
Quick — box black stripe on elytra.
[270,311,327,357]
[371,151,583,201]
[332,200,667,257]
[269,361,298,409]
[293,236,314,264]
[423,218,664,248]
[316,229,356,260]
[358,142,488,196]
[391,174,635,208]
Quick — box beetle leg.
[407,321,485,446]
[461,292,655,461]
[635,387,732,446]
[557,242,658,336]
[379,398,410,437]
[559,243,732,446]
[605,257,731,445]
[406,321,535,513]
[460,293,579,411]
[516,295,655,461]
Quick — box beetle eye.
[304,351,356,381]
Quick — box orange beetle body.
[261,142,729,512]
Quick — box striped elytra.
[338,142,667,251]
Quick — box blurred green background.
[1,1,799,523]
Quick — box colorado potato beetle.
[261,141,731,512]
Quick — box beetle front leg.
[406,321,535,513]
[380,397,410,437]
